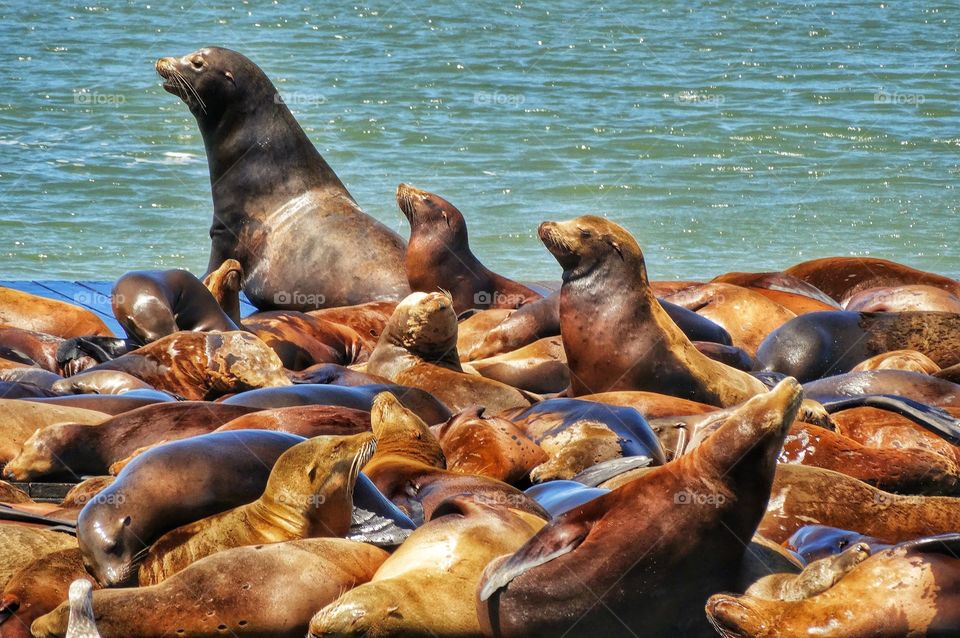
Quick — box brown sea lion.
[706,537,960,637]
[82,331,290,400]
[3,402,258,481]
[757,311,960,381]
[58,477,116,513]
[477,378,802,638]
[396,183,541,314]
[0,400,109,468]
[242,311,366,370]
[366,292,530,414]
[851,349,941,374]
[21,393,173,415]
[0,480,31,504]
[779,421,960,495]
[156,47,409,310]
[77,430,304,587]
[743,542,871,601]
[363,392,547,524]
[539,215,769,405]
[579,390,718,419]
[759,464,960,544]
[803,369,960,407]
[33,538,388,638]
[0,287,112,338]
[0,548,94,638]
[432,407,547,484]
[785,256,960,303]
[288,362,391,386]
[138,432,376,585]
[466,297,558,360]
[664,283,797,356]
[50,371,156,395]
[0,527,76,590]
[832,406,960,464]
[307,301,397,353]
[844,283,960,313]
[455,308,513,360]
[0,367,63,390]
[215,405,370,437]
[0,327,64,373]
[710,271,840,315]
[111,269,240,345]
[466,336,568,394]
[201,258,243,325]
[308,496,544,638]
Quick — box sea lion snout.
[155,57,175,78]
[705,595,768,637]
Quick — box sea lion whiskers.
[170,68,207,114]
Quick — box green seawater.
[0,1,956,281]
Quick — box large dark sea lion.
[0,287,112,338]
[155,47,409,310]
[477,378,802,638]
[396,183,541,314]
[785,256,960,303]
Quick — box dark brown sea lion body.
[0,548,94,638]
[0,327,64,373]
[0,287,112,338]
[396,183,541,314]
[156,47,409,310]
[215,405,371,437]
[844,284,960,313]
[785,256,960,304]
[242,310,366,369]
[111,269,240,345]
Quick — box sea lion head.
[76,490,138,587]
[3,425,70,481]
[155,47,274,125]
[262,432,377,537]
[383,292,459,361]
[538,215,644,281]
[370,392,446,468]
[705,594,775,638]
[396,183,467,240]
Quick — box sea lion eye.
[579,228,591,239]
[190,57,204,69]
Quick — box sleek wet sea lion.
[308,496,544,638]
[579,390,718,419]
[851,348,941,374]
[201,258,243,324]
[779,422,960,495]
[58,477,117,514]
[50,371,156,395]
[706,535,960,637]
[0,327,65,373]
[844,283,960,313]
[366,292,530,414]
[84,331,290,400]
[476,379,803,638]
[138,432,376,585]
[664,283,796,356]
[76,430,303,587]
[363,393,547,524]
[0,479,32,504]
[22,393,174,415]
[524,480,609,517]
[215,405,370,437]
[832,406,960,463]
[803,369,960,407]
[466,336,569,394]
[307,301,397,352]
[539,216,770,405]
[0,400,109,469]
[0,549,94,638]
[0,288,112,339]
[432,407,547,484]
[155,47,409,310]
[3,402,258,480]
[111,269,240,345]
[785,256,960,303]
[757,310,960,381]
[744,542,871,601]
[221,382,451,425]
[33,538,388,638]
[0,367,63,390]
[455,308,513,360]
[0,380,58,399]
[710,271,840,315]
[786,525,888,564]
[0,527,76,590]
[396,183,541,314]
[242,311,366,369]
[289,362,390,386]
[759,464,960,544]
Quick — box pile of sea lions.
[1,46,959,638]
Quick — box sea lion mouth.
[155,57,207,113]
[538,222,574,257]
[396,183,424,222]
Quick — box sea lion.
[466,296,559,360]
[156,47,409,310]
[242,311,366,370]
[81,330,290,400]
[844,283,960,313]
[779,421,960,495]
[706,535,960,637]
[33,539,388,638]
[432,407,547,484]
[786,525,888,564]
[0,327,65,373]
[22,393,174,415]
[0,367,63,390]
[308,496,544,638]
[59,477,116,513]
[709,271,840,315]
[743,542,871,601]
[366,292,531,414]
[832,406,960,464]
[363,392,548,524]
[138,432,376,585]
[111,269,240,345]
[3,402,258,480]
[50,371,156,395]
[785,256,960,303]
[215,405,370,437]
[455,308,513,360]
[221,382,451,425]
[539,215,769,405]
[664,283,796,356]
[579,390,717,419]
[850,349,941,374]
[803,369,960,407]
[307,301,397,353]
[289,362,390,386]
[0,287,112,338]
[396,183,541,314]
[0,527,77,590]
[756,310,960,381]
[201,258,243,325]
[0,549,95,638]
[759,464,960,544]
[466,336,569,394]
[524,480,609,517]
[0,400,109,469]
[476,378,803,638]
[0,479,32,504]
[76,430,304,586]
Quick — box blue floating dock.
[0,280,260,337]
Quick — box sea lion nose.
[155,57,174,76]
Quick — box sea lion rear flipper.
[478,519,591,601]
[896,532,960,556]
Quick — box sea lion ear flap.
[478,519,591,602]
[607,237,624,260]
